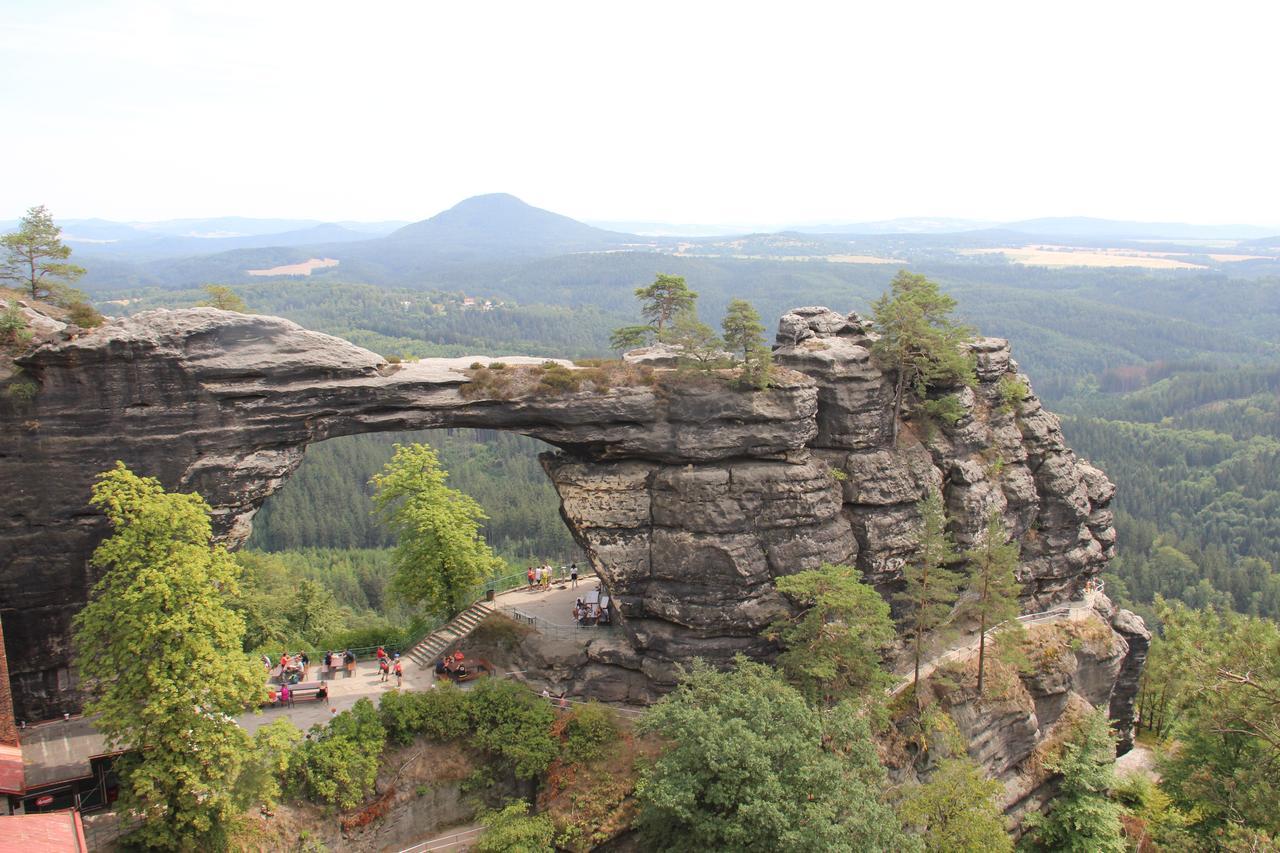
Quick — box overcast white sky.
[3,0,1277,226]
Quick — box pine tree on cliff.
[767,563,897,705]
[0,205,86,303]
[1023,709,1126,852]
[896,490,963,700]
[870,270,975,444]
[961,509,1023,696]
[722,297,774,389]
[635,273,697,335]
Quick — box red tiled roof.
[0,810,87,852]
[0,744,22,795]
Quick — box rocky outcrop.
[904,597,1145,825]
[0,305,1136,731]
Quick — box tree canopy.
[72,462,261,850]
[201,284,247,312]
[898,757,1012,852]
[1023,710,1126,853]
[1,205,85,303]
[722,297,773,389]
[635,273,697,334]
[635,657,911,852]
[371,442,503,618]
[896,490,963,698]
[960,510,1023,695]
[768,563,896,704]
[1147,600,1280,842]
[870,270,975,443]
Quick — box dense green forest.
[1059,363,1280,622]
[110,281,626,360]
[248,428,577,561]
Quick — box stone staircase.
[404,601,496,669]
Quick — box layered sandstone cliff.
[0,303,1144,774]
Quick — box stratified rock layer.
[1,306,1141,748]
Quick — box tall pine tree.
[961,509,1023,696]
[896,490,963,700]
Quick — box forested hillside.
[249,429,577,561]
[1059,364,1280,622]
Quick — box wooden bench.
[263,681,327,708]
[288,681,325,701]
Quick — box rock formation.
[0,304,1144,777]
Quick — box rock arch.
[1,307,1132,724]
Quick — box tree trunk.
[977,612,988,696]
[913,629,921,703]
[891,371,906,445]
[1136,669,1150,731]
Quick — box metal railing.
[401,566,598,654]
[501,606,617,640]
[889,600,1084,695]
[397,826,486,853]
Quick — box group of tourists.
[572,597,610,626]
[322,649,357,679]
[266,680,328,707]
[376,646,404,686]
[526,561,580,590]
[434,650,470,679]
[263,651,311,684]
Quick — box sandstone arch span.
[1,306,1139,730]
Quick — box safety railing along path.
[888,594,1096,697]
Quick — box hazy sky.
[3,1,1277,226]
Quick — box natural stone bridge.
[0,306,1144,737]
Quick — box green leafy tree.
[635,657,912,852]
[960,510,1023,695]
[635,273,697,334]
[466,677,559,779]
[898,757,1012,852]
[476,800,555,853]
[768,563,896,704]
[870,270,975,444]
[1,205,86,303]
[608,324,653,354]
[896,491,963,699]
[721,298,766,361]
[242,719,303,810]
[72,463,262,850]
[290,578,343,644]
[371,442,503,618]
[667,310,725,371]
[290,698,385,809]
[201,285,247,312]
[1023,710,1126,853]
[1152,601,1280,841]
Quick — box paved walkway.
[245,575,606,733]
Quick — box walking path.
[243,574,604,733]
[888,593,1099,697]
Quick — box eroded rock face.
[0,306,1136,734]
[907,599,1146,825]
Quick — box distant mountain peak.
[384,193,630,253]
